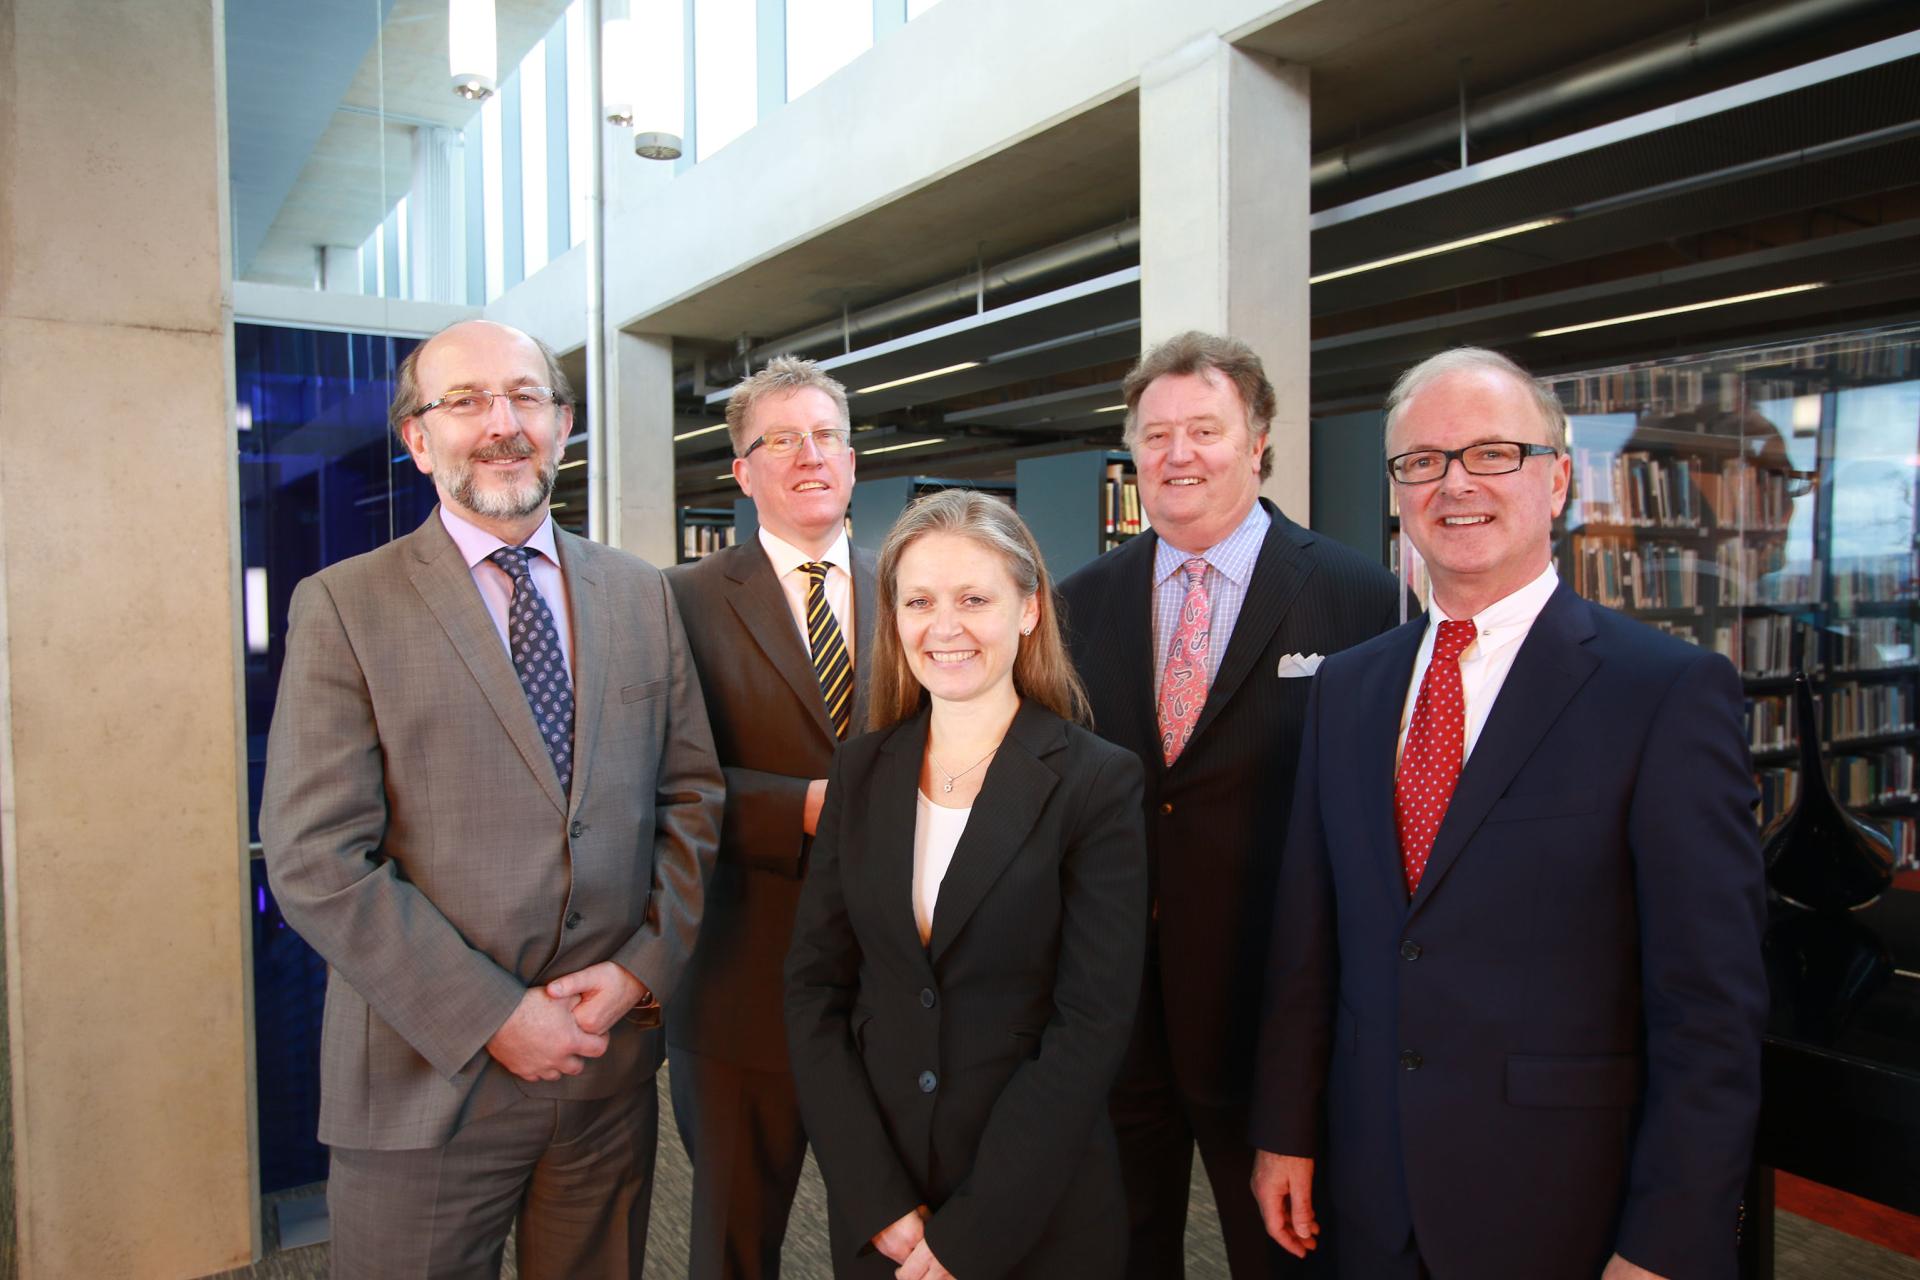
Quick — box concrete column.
[610,330,678,565]
[321,245,362,294]
[1139,36,1312,522]
[0,0,256,1275]
[410,125,467,304]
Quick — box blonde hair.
[868,489,1091,732]
[723,355,851,454]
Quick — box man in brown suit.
[262,319,722,1277]
[665,356,876,1279]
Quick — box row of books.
[1828,745,1917,808]
[1745,681,1916,753]
[1711,614,1818,679]
[1568,452,1798,533]
[1100,463,1147,538]
[1829,618,1916,672]
[679,521,736,560]
[1552,367,1735,418]
[1831,553,1919,610]
[1568,537,1702,610]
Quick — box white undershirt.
[912,791,972,946]
[1396,563,1561,768]
[758,527,855,664]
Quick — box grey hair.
[1383,347,1569,452]
[387,320,573,440]
[723,355,852,455]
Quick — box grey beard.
[448,450,558,520]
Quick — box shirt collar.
[1154,500,1271,588]
[1430,561,1559,648]
[439,504,561,570]
[759,525,851,580]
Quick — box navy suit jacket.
[1251,581,1767,1280]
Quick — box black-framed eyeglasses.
[414,386,561,418]
[743,428,853,459]
[1387,442,1558,485]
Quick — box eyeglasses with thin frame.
[743,428,853,459]
[1387,441,1558,485]
[414,386,562,419]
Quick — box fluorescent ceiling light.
[550,502,570,511]
[1093,404,1126,413]
[859,438,946,456]
[1310,217,1565,285]
[674,422,731,442]
[855,363,979,395]
[1531,282,1826,338]
[557,458,587,470]
[714,472,737,481]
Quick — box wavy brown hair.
[868,488,1091,733]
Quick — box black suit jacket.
[784,701,1148,1278]
[1251,583,1767,1280]
[1059,499,1402,1104]
[666,538,878,1072]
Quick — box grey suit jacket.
[262,510,723,1151]
[664,538,878,1071]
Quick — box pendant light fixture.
[630,0,684,160]
[449,0,498,101]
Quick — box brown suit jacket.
[664,537,877,1072]
[262,510,722,1150]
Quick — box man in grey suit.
[665,356,876,1279]
[262,319,722,1277]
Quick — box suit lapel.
[1102,534,1164,771]
[929,701,1064,964]
[875,711,938,972]
[1360,620,1426,907]
[850,546,879,737]
[1185,502,1313,754]
[1409,584,1599,917]
[724,542,838,744]
[406,511,567,815]
[555,530,607,817]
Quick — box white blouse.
[912,790,973,946]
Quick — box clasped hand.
[872,1206,952,1279]
[485,961,648,1083]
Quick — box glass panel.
[567,0,591,247]
[695,0,758,160]
[786,0,873,100]
[906,0,942,16]
[521,38,551,277]
[1543,325,1920,878]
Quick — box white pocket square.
[1276,653,1324,678]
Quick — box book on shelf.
[680,520,736,560]
[1099,461,1144,539]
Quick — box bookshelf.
[1017,450,1143,579]
[676,506,736,563]
[1539,324,1920,875]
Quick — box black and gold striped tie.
[801,562,853,739]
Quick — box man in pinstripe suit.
[665,356,878,1279]
[1060,332,1402,1277]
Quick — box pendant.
[942,779,954,793]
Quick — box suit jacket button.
[568,820,585,839]
[565,911,583,929]
[1400,940,1422,961]
[919,988,936,1009]
[1159,802,1174,815]
[1400,1049,1423,1071]
[918,1070,938,1093]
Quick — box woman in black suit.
[785,488,1148,1279]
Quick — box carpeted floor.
[217,1067,1920,1278]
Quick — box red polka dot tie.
[1395,619,1477,896]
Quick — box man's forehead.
[1393,370,1547,441]
[1140,368,1245,421]
[749,387,840,430]
[417,324,545,389]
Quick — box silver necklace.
[929,745,999,794]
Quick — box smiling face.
[1388,366,1571,617]
[893,531,1039,711]
[732,386,856,556]
[400,321,571,540]
[1132,369,1267,552]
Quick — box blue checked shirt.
[1151,502,1271,702]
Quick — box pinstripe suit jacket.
[1059,499,1403,1105]
[262,510,723,1150]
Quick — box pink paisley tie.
[1157,558,1212,766]
[1394,619,1478,895]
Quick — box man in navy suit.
[1250,347,1767,1280]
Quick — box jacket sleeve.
[611,574,724,1003]
[1613,650,1766,1279]
[922,746,1150,1277]
[261,576,524,1081]
[1248,671,1339,1157]
[784,747,925,1249]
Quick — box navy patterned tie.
[488,546,574,792]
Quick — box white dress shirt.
[1397,563,1560,767]
[912,791,972,946]
[759,526,856,665]
[439,505,575,685]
